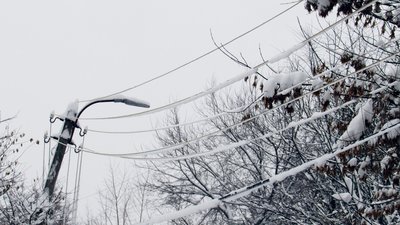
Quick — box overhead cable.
[87,35,399,134]
[80,0,304,103]
[80,0,377,121]
[86,65,342,134]
[81,49,399,157]
[81,100,357,161]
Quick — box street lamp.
[43,97,150,198]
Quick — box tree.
[0,116,71,224]
[139,1,400,224]
[84,165,151,225]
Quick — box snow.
[268,42,307,64]
[263,71,308,97]
[44,131,49,140]
[358,156,370,178]
[384,64,400,78]
[322,89,331,103]
[348,158,358,167]
[381,119,400,139]
[276,65,342,97]
[344,176,353,193]
[389,108,400,116]
[62,100,79,120]
[393,81,400,91]
[332,193,352,203]
[380,155,391,170]
[60,129,71,139]
[376,39,386,47]
[50,110,55,120]
[124,140,250,162]
[311,77,324,90]
[107,94,151,108]
[336,99,373,148]
[133,199,221,225]
[131,123,400,224]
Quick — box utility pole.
[37,104,78,225]
[39,97,150,224]
[44,116,76,198]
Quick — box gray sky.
[0,0,315,222]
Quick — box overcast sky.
[0,0,317,222]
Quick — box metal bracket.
[77,126,88,137]
[74,144,83,153]
[44,131,50,143]
[49,115,64,124]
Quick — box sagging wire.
[81,100,359,161]
[78,0,378,122]
[63,145,73,224]
[71,132,85,224]
[79,0,304,103]
[82,49,399,158]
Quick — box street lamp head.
[113,97,150,108]
[76,96,150,120]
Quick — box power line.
[72,137,85,224]
[79,0,378,121]
[63,146,73,224]
[84,66,395,159]
[87,111,226,134]
[85,34,399,135]
[80,69,257,120]
[87,66,339,134]
[80,49,399,158]
[83,74,396,161]
[80,0,304,103]
[86,65,342,134]
[82,100,358,161]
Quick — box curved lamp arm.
[76,97,150,120]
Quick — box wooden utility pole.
[43,117,76,198]
[39,97,149,224]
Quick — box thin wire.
[87,113,224,134]
[79,0,304,103]
[42,141,46,188]
[63,146,73,224]
[72,150,81,224]
[48,122,52,168]
[81,50,399,157]
[80,0,378,121]
[86,34,399,135]
[72,137,85,224]
[51,100,357,164]
[80,69,257,120]
[82,100,358,161]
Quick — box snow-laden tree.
[146,91,357,224]
[0,117,71,224]
[140,1,400,224]
[306,0,400,26]
[84,165,151,225]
